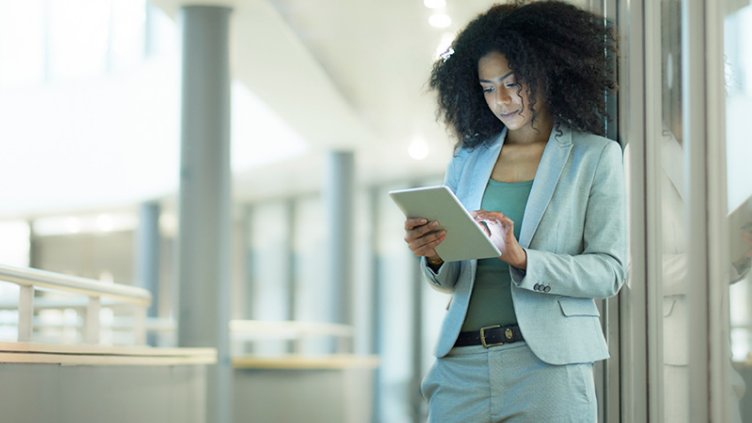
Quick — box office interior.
[0,0,751,422]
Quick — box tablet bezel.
[389,185,502,262]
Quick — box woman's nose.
[495,89,511,105]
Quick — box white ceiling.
[6,0,750,219]
[154,0,499,200]
[0,0,597,218]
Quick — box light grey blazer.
[423,126,627,364]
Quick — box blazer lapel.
[463,129,506,210]
[518,127,573,247]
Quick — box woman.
[403,2,627,421]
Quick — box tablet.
[389,185,502,262]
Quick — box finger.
[419,220,442,237]
[411,229,445,248]
[473,209,491,218]
[473,210,488,221]
[491,213,513,225]
[472,209,490,218]
[404,218,428,230]
[404,221,440,244]
[478,220,491,236]
[410,232,446,255]
[474,210,506,222]
[478,209,505,218]
[491,216,513,238]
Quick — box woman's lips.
[499,110,519,118]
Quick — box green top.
[461,178,533,331]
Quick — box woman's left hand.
[472,210,528,269]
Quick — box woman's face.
[478,51,543,131]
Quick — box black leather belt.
[454,324,524,348]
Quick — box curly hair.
[429,1,617,149]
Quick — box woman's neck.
[506,115,554,146]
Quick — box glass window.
[0,0,45,86]
[249,201,291,355]
[724,3,752,422]
[658,1,690,421]
[48,0,111,80]
[375,184,414,423]
[109,0,146,71]
[144,1,178,58]
[352,189,372,356]
[293,196,328,354]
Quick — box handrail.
[0,298,143,311]
[230,319,354,354]
[0,263,151,345]
[0,264,150,305]
[230,320,353,339]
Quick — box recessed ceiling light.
[424,0,447,9]
[429,13,452,29]
[65,217,81,234]
[408,138,429,161]
[96,214,114,232]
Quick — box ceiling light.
[65,218,81,234]
[424,0,446,9]
[96,214,114,232]
[428,13,452,29]
[408,138,429,161]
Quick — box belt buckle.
[480,325,504,348]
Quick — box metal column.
[324,151,355,346]
[682,1,710,422]
[368,186,384,423]
[177,6,233,423]
[135,201,160,346]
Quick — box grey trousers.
[421,341,597,423]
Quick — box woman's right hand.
[403,218,446,262]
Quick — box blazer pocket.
[558,297,601,317]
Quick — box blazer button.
[533,283,540,291]
[544,286,551,293]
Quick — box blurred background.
[0,0,506,421]
[1,1,752,422]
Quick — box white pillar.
[324,151,355,345]
[135,201,160,345]
[177,6,233,423]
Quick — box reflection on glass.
[725,3,752,422]
[661,2,752,420]
[294,197,328,355]
[658,1,693,421]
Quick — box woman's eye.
[482,86,494,93]
[505,82,519,88]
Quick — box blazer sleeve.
[511,141,628,299]
[421,149,467,293]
